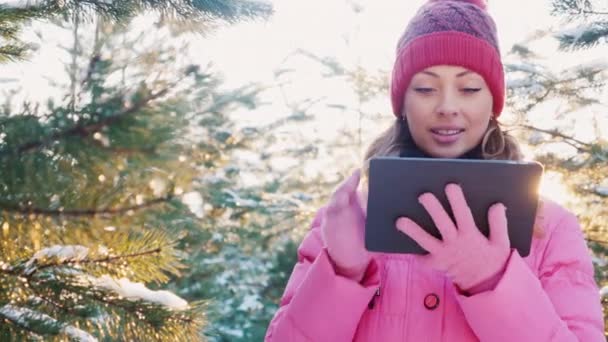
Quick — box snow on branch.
[596,186,608,197]
[0,0,45,8]
[0,304,98,342]
[24,245,89,273]
[90,275,189,310]
[222,189,258,208]
[601,286,608,298]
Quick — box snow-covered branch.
[0,0,45,9]
[20,244,164,276]
[87,275,189,310]
[0,304,98,342]
[24,245,89,274]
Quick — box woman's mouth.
[430,128,465,144]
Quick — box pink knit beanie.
[390,0,504,118]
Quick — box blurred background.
[0,0,606,340]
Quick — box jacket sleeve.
[265,207,380,342]
[456,211,605,341]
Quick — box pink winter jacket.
[265,199,605,341]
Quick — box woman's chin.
[423,145,469,159]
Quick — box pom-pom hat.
[390,0,505,118]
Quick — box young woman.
[265,0,605,340]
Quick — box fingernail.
[418,193,430,202]
[493,203,506,211]
[396,217,409,230]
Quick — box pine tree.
[0,0,271,340]
[191,43,391,339]
[506,0,608,331]
[551,0,608,50]
[549,0,608,331]
[167,91,337,340]
[0,0,272,62]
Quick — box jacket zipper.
[368,287,381,309]
[368,261,386,310]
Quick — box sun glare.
[539,171,574,205]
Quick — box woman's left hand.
[396,183,511,293]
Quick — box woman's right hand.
[321,169,371,282]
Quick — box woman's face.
[403,65,493,158]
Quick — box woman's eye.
[414,87,434,93]
[462,88,481,93]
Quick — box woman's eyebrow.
[421,71,439,77]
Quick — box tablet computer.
[364,157,543,257]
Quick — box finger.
[337,169,361,196]
[488,203,509,247]
[445,183,476,234]
[418,192,457,241]
[355,186,368,216]
[328,170,360,210]
[396,217,442,254]
[327,190,349,214]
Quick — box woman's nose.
[436,91,459,116]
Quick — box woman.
[265,0,605,340]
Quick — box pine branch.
[3,0,272,23]
[28,273,202,335]
[587,237,608,245]
[581,10,608,15]
[1,245,165,277]
[24,278,76,316]
[509,68,605,114]
[84,136,159,155]
[556,22,608,50]
[0,43,30,62]
[0,304,98,340]
[581,188,608,198]
[0,305,63,338]
[520,87,553,113]
[85,291,196,325]
[519,124,593,151]
[0,86,171,157]
[35,246,163,272]
[0,194,174,218]
[561,138,590,153]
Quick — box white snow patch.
[555,24,588,43]
[222,189,258,207]
[149,178,167,197]
[182,191,204,218]
[62,325,98,342]
[91,275,189,310]
[97,245,109,256]
[25,245,89,272]
[0,304,98,342]
[508,62,545,75]
[238,294,263,312]
[591,255,607,267]
[219,326,244,338]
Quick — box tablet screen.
[364,157,543,256]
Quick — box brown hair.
[361,117,544,238]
